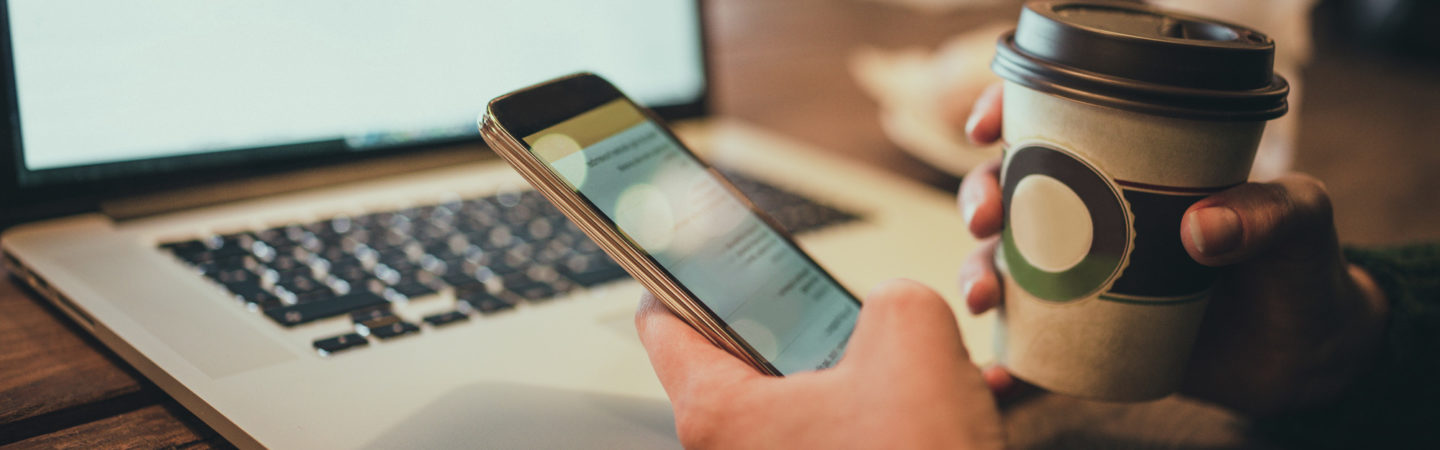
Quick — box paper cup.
[990,1,1289,400]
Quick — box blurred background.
[712,0,1440,249]
[3,0,1436,447]
[711,2,1439,443]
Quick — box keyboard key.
[508,282,558,302]
[483,226,516,250]
[494,191,522,207]
[486,252,527,275]
[330,264,372,285]
[424,238,466,260]
[318,216,356,236]
[166,169,862,343]
[378,247,415,264]
[220,279,269,302]
[350,306,393,323]
[323,253,364,270]
[246,291,286,311]
[369,230,411,250]
[264,292,388,326]
[162,240,210,262]
[458,289,514,314]
[719,169,860,233]
[277,274,327,296]
[258,225,292,243]
[422,311,470,327]
[313,333,367,355]
[380,259,422,280]
[390,282,437,300]
[500,269,550,292]
[524,217,555,241]
[559,255,629,287]
[367,321,420,340]
[398,205,435,221]
[440,271,485,289]
[573,238,601,254]
[356,313,403,331]
[293,288,338,304]
[206,266,258,285]
[417,254,448,275]
[268,253,306,274]
[205,233,255,260]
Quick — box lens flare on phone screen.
[532,133,586,187]
[515,96,861,374]
[615,184,675,252]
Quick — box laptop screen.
[4,0,705,187]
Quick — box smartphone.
[478,73,860,375]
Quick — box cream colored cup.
[991,1,1289,400]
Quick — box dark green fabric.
[1254,244,1440,448]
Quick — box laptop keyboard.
[160,171,859,356]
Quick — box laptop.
[0,1,991,448]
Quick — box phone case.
[478,82,782,375]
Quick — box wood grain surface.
[2,0,1436,447]
[4,404,223,450]
[0,276,146,436]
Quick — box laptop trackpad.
[363,383,678,449]
[66,241,298,378]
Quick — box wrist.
[1252,244,1440,448]
[1291,264,1390,410]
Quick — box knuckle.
[1282,174,1334,218]
[1249,181,1291,208]
[672,400,722,448]
[1235,176,1333,231]
[1278,175,1330,225]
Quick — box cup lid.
[993,0,1289,121]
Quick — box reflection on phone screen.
[522,100,859,374]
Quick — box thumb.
[634,292,762,402]
[1180,174,1338,267]
[841,279,971,369]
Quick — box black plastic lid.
[992,1,1289,121]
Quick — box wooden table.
[4,0,1439,447]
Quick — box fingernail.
[960,278,980,313]
[983,366,1017,396]
[1189,207,1242,257]
[964,109,983,141]
[961,185,982,226]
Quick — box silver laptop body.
[1,2,989,448]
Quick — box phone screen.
[520,99,859,374]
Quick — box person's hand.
[636,279,1004,449]
[955,83,1391,416]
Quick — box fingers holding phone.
[634,280,1004,450]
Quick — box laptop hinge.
[100,145,495,220]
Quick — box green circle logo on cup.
[1001,144,1132,302]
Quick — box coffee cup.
[990,0,1289,401]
